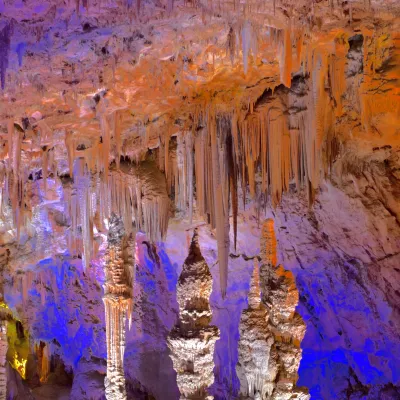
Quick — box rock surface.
[0,0,399,399]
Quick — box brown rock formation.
[168,230,219,399]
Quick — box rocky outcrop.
[168,230,219,399]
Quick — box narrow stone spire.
[103,214,134,400]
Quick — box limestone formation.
[103,214,134,400]
[236,259,272,399]
[236,220,310,399]
[168,230,219,399]
[259,219,309,400]
[0,0,399,398]
[0,320,7,400]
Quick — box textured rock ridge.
[103,213,134,400]
[168,230,219,399]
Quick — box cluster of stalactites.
[62,154,169,270]
[181,34,342,296]
[103,214,134,400]
[189,113,231,298]
[0,122,29,242]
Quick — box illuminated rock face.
[103,214,134,400]
[168,230,219,399]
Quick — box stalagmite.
[103,214,134,400]
[257,219,309,399]
[0,22,11,90]
[168,230,219,399]
[236,259,273,399]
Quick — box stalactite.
[242,21,252,74]
[194,127,207,219]
[186,132,194,223]
[103,214,134,400]
[210,112,230,298]
[0,22,11,90]
[176,134,186,212]
[227,26,236,66]
[281,27,293,87]
[226,131,238,251]
[330,35,348,117]
[113,159,170,242]
[101,115,111,182]
[42,148,48,195]
[114,111,122,170]
[73,157,94,269]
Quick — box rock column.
[103,214,134,400]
